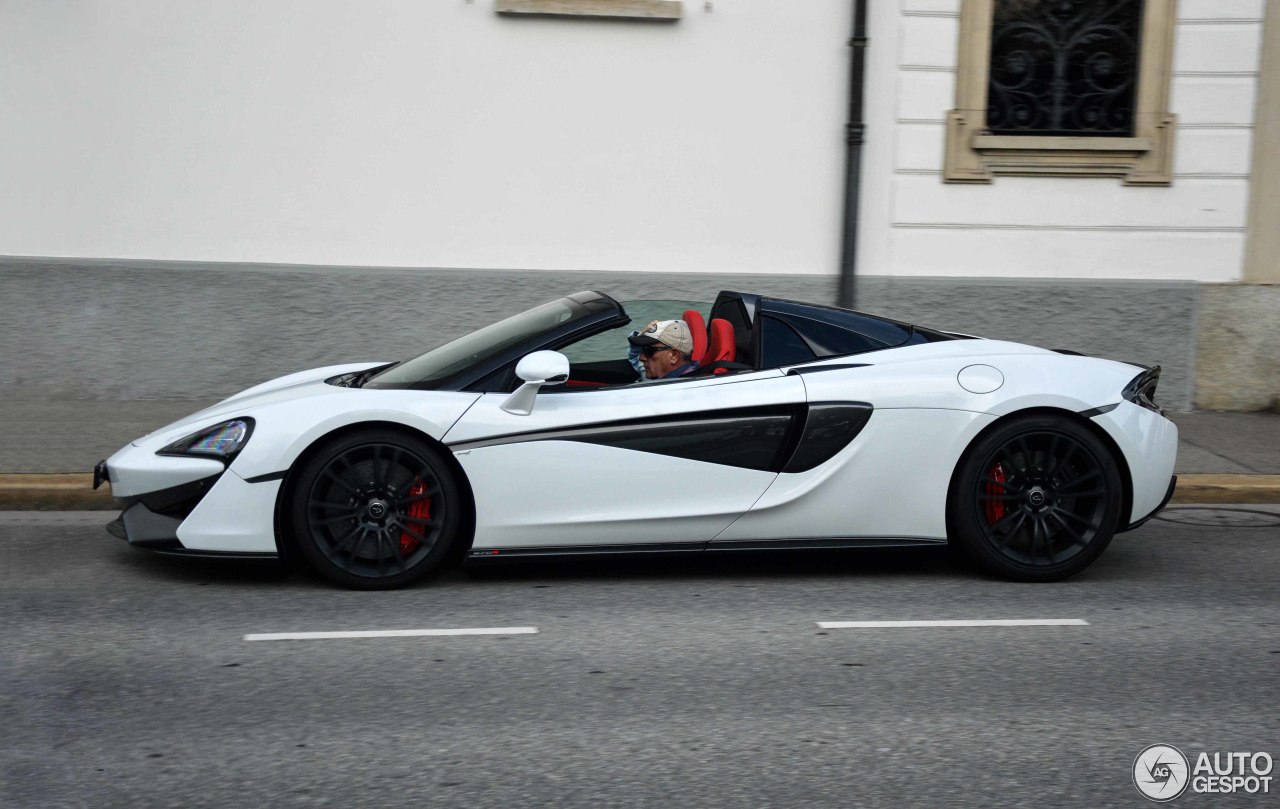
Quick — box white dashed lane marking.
[244,627,539,641]
[243,620,1090,641]
[817,619,1090,629]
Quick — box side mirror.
[501,351,570,415]
[515,351,570,385]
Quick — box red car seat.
[704,318,736,366]
[682,309,708,364]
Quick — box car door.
[442,370,807,552]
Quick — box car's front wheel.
[949,414,1124,582]
[289,429,461,589]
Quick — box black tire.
[289,429,462,590]
[949,414,1123,582]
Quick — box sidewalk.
[1,400,1278,508]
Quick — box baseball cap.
[628,319,694,356]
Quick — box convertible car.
[97,290,1177,588]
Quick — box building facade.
[1,0,1276,410]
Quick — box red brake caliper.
[399,480,431,555]
[984,463,1007,525]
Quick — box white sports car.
[97,290,1178,588]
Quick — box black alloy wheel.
[290,429,461,589]
[950,414,1123,582]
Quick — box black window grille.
[987,0,1144,136]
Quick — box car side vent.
[1123,367,1163,415]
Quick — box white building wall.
[0,0,852,275]
[870,0,1267,281]
[1,0,1265,283]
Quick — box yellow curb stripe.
[1,474,1279,510]
[1170,474,1280,504]
[0,473,116,510]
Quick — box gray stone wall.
[1,257,1199,410]
[1195,284,1280,412]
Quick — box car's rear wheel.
[290,429,461,589]
[949,414,1123,582]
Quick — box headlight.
[158,418,254,460]
[1122,367,1163,415]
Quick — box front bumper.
[1119,474,1177,533]
[1091,401,1179,525]
[98,444,282,556]
[103,470,222,552]
[105,503,277,558]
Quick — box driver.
[628,320,699,381]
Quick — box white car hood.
[132,361,389,447]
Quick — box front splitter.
[107,503,277,559]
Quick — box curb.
[0,475,117,510]
[2,473,1280,511]
[1168,474,1280,505]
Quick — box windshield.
[365,294,614,389]
[559,300,708,364]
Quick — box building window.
[988,0,1143,136]
[945,0,1176,185]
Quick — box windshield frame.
[363,291,628,392]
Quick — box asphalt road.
[3,508,1279,809]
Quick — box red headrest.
[682,309,708,364]
[705,318,735,366]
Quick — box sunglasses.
[641,344,675,358]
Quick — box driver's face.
[639,344,680,379]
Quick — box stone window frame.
[943,0,1177,186]
[495,0,682,20]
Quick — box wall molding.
[1174,71,1260,78]
[895,169,1250,180]
[1178,18,1265,26]
[495,0,682,20]
[891,223,1247,233]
